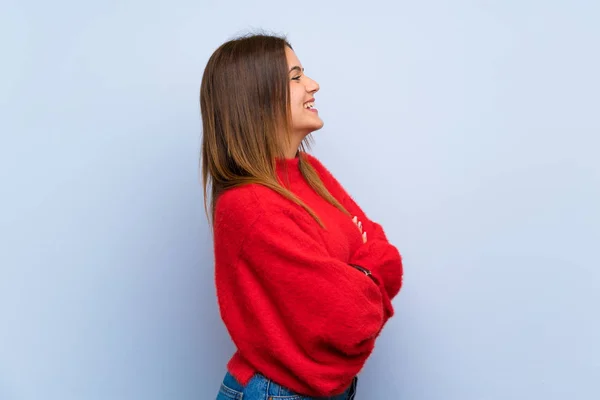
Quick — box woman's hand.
[352,216,367,243]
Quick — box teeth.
[304,102,315,109]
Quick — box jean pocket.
[217,383,244,400]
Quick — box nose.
[305,76,320,93]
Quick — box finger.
[362,232,367,243]
[352,216,358,225]
[358,221,362,232]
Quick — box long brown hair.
[200,33,349,228]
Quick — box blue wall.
[1,1,598,399]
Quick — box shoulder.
[213,183,321,256]
[214,183,305,233]
[215,184,263,228]
[213,185,274,253]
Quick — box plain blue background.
[1,1,598,399]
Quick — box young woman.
[200,33,404,400]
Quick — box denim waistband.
[220,371,357,399]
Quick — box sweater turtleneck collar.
[276,152,303,184]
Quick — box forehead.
[285,46,301,68]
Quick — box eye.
[291,75,302,81]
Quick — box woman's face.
[285,46,323,136]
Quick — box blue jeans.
[216,371,358,400]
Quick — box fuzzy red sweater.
[213,152,403,397]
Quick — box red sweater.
[213,152,403,397]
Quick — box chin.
[310,119,325,131]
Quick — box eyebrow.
[289,66,304,73]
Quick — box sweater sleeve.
[214,198,385,396]
[306,154,404,313]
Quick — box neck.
[283,132,305,159]
[285,148,299,159]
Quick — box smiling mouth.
[304,101,317,111]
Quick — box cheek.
[290,93,305,116]
[290,89,303,106]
